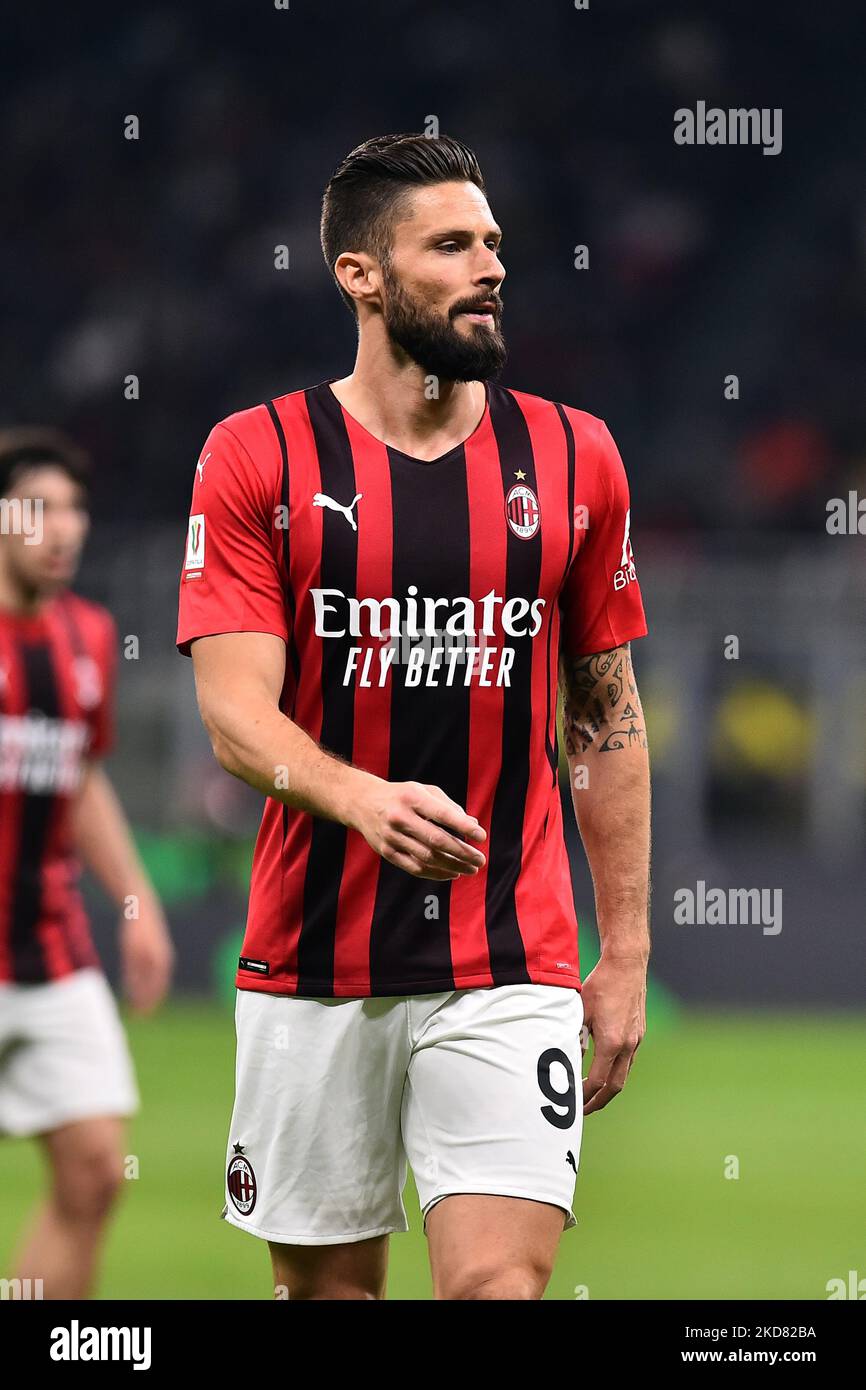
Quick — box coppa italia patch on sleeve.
[185,514,205,571]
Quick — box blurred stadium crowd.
[2,2,863,538]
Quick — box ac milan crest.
[73,655,103,710]
[505,483,541,539]
[227,1142,257,1215]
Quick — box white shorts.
[224,982,585,1245]
[0,968,139,1138]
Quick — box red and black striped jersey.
[177,379,648,998]
[0,592,116,983]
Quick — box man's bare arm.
[560,641,650,956]
[559,640,651,1112]
[71,762,174,1011]
[189,631,487,881]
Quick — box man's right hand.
[352,779,487,880]
[189,633,487,880]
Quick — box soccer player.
[0,428,174,1298]
[177,133,650,1301]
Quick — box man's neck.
[329,351,487,461]
[0,564,50,618]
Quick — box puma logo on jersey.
[313,491,363,530]
[196,452,211,484]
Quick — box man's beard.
[381,266,507,383]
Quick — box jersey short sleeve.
[87,608,118,758]
[559,417,649,657]
[176,421,289,658]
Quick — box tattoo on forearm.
[559,643,647,755]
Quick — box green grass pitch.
[1,1001,863,1300]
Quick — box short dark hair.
[320,132,487,316]
[0,426,91,499]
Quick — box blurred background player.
[0,428,174,1298]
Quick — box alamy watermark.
[1,1277,44,1299]
[674,880,782,935]
[49,1320,151,1369]
[826,492,866,535]
[0,496,43,544]
[675,102,782,156]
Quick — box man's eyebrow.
[422,226,503,242]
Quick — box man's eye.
[438,242,460,252]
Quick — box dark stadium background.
[1,1,863,1300]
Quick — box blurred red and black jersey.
[0,592,116,983]
[177,378,648,999]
